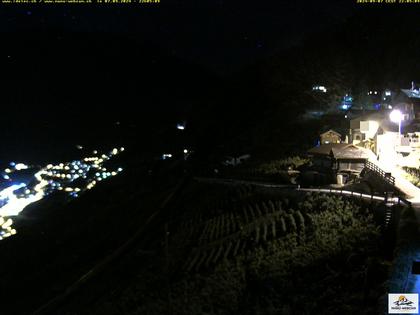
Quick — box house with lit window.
[320,129,342,144]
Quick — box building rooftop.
[308,143,375,160]
[320,129,341,137]
[401,88,420,99]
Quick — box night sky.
[0,1,355,73]
[1,1,415,163]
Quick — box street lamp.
[389,109,402,135]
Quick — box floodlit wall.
[377,132,398,167]
[360,120,379,139]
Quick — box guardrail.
[365,160,395,186]
[298,187,411,207]
[194,177,412,207]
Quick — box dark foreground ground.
[49,179,395,315]
[0,151,414,315]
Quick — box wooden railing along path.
[365,160,395,186]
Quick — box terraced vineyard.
[182,201,310,271]
[170,182,381,276]
[79,181,392,315]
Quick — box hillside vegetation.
[73,182,389,315]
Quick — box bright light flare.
[15,163,28,171]
[390,109,402,123]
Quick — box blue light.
[339,94,353,111]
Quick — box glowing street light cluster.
[312,85,327,93]
[0,147,125,241]
[0,216,16,241]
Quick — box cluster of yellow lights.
[36,147,125,196]
[0,216,17,240]
[0,147,125,241]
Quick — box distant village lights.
[0,146,125,235]
[14,163,28,171]
[312,85,327,93]
[340,94,353,110]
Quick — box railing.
[195,177,412,207]
[298,187,411,207]
[365,160,395,186]
[397,195,412,207]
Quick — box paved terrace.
[371,158,420,207]
[371,157,420,298]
